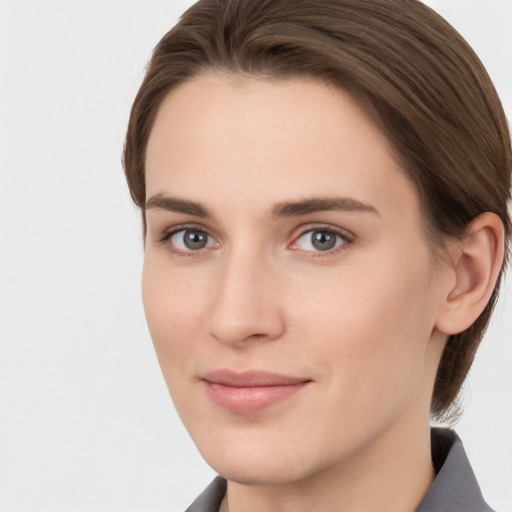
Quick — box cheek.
[141,256,207,381]
[289,248,437,411]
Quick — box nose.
[207,250,286,347]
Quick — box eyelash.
[290,224,353,257]
[157,224,217,258]
[157,223,354,258]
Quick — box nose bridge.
[208,244,284,346]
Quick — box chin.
[191,427,325,486]
[208,457,312,486]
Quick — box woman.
[123,0,511,510]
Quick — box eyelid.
[156,223,220,256]
[154,221,354,257]
[289,223,355,254]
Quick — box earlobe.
[435,212,505,335]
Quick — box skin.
[142,74,503,512]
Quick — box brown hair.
[123,0,512,418]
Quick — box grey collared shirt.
[185,428,494,512]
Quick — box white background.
[0,1,511,511]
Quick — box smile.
[201,370,312,414]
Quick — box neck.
[222,416,435,512]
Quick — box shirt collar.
[416,428,493,512]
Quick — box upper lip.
[201,369,311,387]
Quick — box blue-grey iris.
[184,230,208,250]
[311,230,337,251]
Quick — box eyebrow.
[145,194,379,219]
[270,197,379,219]
[146,194,212,218]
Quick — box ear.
[435,212,505,335]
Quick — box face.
[143,74,449,485]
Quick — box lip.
[201,369,311,414]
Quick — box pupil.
[311,230,336,251]
[184,230,208,250]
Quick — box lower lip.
[204,381,310,414]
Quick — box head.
[123,0,511,481]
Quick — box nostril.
[209,321,285,346]
[247,333,267,340]
[210,331,270,345]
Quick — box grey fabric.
[185,428,493,512]
[185,476,226,512]
[417,428,494,512]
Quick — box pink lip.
[201,370,311,414]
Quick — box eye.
[167,228,217,253]
[291,228,349,253]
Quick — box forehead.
[145,73,421,224]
